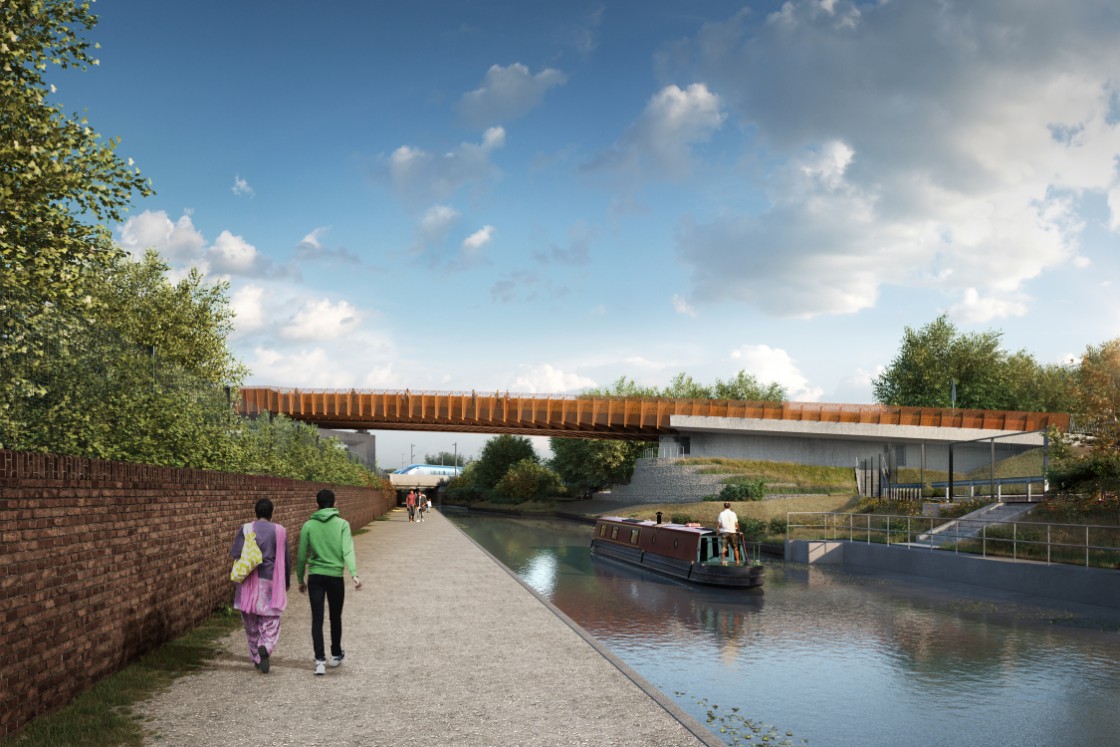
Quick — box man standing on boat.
[717,502,742,565]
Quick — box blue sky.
[53,1,1120,466]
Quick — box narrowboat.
[590,516,765,588]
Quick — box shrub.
[494,459,563,502]
[768,517,788,536]
[669,513,693,524]
[739,517,767,539]
[720,479,765,502]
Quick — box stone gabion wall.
[605,458,729,503]
[0,450,395,739]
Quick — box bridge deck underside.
[236,388,1069,441]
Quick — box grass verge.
[1,606,241,747]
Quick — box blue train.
[392,464,463,477]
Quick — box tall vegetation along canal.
[449,513,1120,746]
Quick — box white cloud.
[667,0,1120,319]
[462,225,494,253]
[116,210,205,262]
[382,128,506,205]
[230,285,266,337]
[730,344,823,401]
[593,83,725,180]
[458,63,567,127]
[232,174,254,197]
[246,346,355,388]
[281,298,362,341]
[414,204,461,255]
[116,210,281,279]
[948,288,1030,324]
[672,294,698,318]
[299,227,329,250]
[511,363,597,394]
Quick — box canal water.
[448,513,1120,746]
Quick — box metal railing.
[786,511,1120,569]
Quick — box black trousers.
[307,574,345,661]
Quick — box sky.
[50,0,1120,467]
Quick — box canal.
[448,513,1120,746]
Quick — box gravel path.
[138,508,717,747]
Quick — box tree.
[661,372,711,399]
[1,1,152,305]
[712,370,786,402]
[424,450,465,467]
[494,459,563,502]
[585,376,659,397]
[1048,339,1120,500]
[872,314,1073,411]
[549,437,646,497]
[471,434,537,490]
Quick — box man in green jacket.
[297,489,362,676]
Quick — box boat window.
[598,524,607,537]
[611,526,619,540]
[629,529,640,545]
[673,538,679,549]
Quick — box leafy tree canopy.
[872,314,1075,412]
[1049,338,1120,499]
[424,450,466,467]
[549,437,645,497]
[471,434,537,490]
[586,371,785,402]
[1,0,152,304]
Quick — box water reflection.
[451,513,1120,746]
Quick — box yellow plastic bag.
[230,523,263,583]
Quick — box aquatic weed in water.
[675,693,808,746]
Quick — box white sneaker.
[314,659,326,676]
[329,650,345,667]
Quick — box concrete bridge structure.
[237,386,1070,475]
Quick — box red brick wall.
[0,450,396,739]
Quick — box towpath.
[138,507,715,746]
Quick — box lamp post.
[410,444,415,464]
[453,442,458,469]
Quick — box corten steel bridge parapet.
[236,387,1071,441]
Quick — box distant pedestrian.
[417,491,426,522]
[230,498,289,674]
[717,502,742,564]
[297,489,362,676]
[406,490,417,522]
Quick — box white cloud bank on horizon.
[668,0,1120,322]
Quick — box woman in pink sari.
[230,498,290,673]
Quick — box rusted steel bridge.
[236,387,1070,441]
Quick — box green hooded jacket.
[296,507,358,582]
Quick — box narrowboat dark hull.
[590,538,765,588]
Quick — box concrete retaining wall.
[786,540,1120,609]
[0,450,396,739]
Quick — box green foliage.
[1050,338,1120,501]
[711,370,786,401]
[669,512,693,524]
[738,516,766,539]
[470,434,537,490]
[767,516,788,535]
[548,437,645,497]
[872,314,1076,411]
[585,370,785,402]
[0,0,153,306]
[676,694,807,747]
[720,479,765,502]
[493,459,563,502]
[424,450,465,467]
